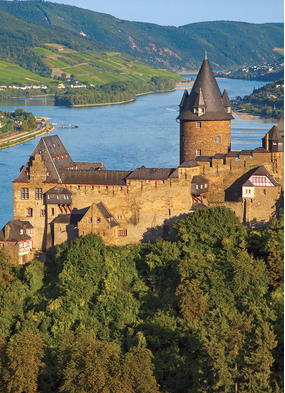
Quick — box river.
[0,77,276,228]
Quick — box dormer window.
[46,171,51,177]
[198,107,205,116]
[226,107,232,114]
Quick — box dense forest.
[54,77,176,106]
[0,1,283,72]
[0,207,283,392]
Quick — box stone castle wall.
[12,148,283,251]
[180,120,231,162]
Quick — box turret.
[177,55,234,163]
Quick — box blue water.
[0,78,276,228]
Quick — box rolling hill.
[0,0,283,72]
[0,8,179,89]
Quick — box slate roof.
[13,135,108,184]
[96,202,118,228]
[73,162,106,171]
[191,175,209,184]
[177,56,234,121]
[267,125,284,142]
[179,160,200,168]
[60,170,131,185]
[13,135,74,183]
[46,187,73,195]
[0,220,33,242]
[127,166,176,180]
[51,207,90,225]
[243,180,254,187]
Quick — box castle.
[0,56,283,264]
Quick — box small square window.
[96,217,101,223]
[119,186,123,191]
[21,188,29,200]
[88,217,92,223]
[51,208,54,216]
[46,171,51,177]
[196,122,201,129]
[40,209,46,217]
[146,180,150,184]
[196,149,201,156]
[105,186,108,190]
[216,136,221,143]
[91,186,94,190]
[77,185,80,190]
[27,208,33,217]
[262,189,266,195]
[35,188,42,200]
[126,180,130,186]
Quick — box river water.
[0,77,276,228]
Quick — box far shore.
[0,120,54,150]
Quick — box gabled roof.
[127,166,175,180]
[96,202,118,228]
[0,220,33,242]
[177,56,234,121]
[13,135,74,183]
[247,166,280,187]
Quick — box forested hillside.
[0,0,283,72]
[0,207,283,392]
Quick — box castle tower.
[177,54,234,163]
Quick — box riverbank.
[70,88,176,107]
[0,120,54,149]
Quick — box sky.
[50,0,284,26]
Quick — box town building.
[1,56,283,263]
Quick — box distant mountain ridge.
[0,0,283,72]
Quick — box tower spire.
[205,51,207,59]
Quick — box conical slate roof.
[177,56,234,121]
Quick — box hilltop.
[0,8,180,104]
[0,0,283,73]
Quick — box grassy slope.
[0,9,179,86]
[0,0,283,72]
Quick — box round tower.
[177,54,234,163]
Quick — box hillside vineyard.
[0,56,283,263]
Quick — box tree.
[2,330,45,393]
[58,332,159,393]
[176,279,208,320]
